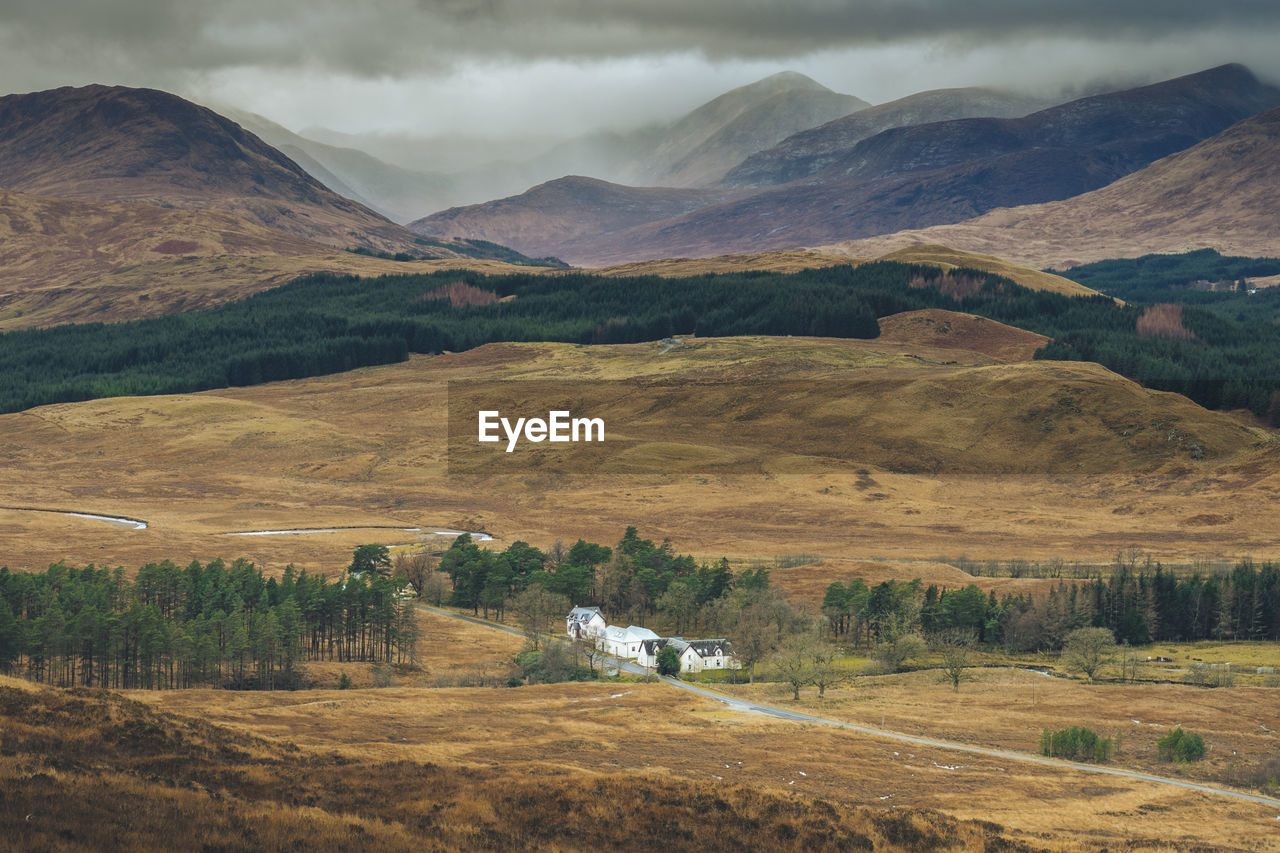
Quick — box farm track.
[420,604,1280,809]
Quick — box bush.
[338,673,352,690]
[1157,727,1207,763]
[1039,726,1113,762]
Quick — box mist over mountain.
[720,86,1056,188]
[416,63,1280,265]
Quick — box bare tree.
[937,629,975,692]
[771,633,816,701]
[512,586,570,650]
[393,548,438,595]
[809,641,847,699]
[729,602,778,684]
[1063,627,1116,682]
[873,633,926,674]
[575,634,606,677]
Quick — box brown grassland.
[5,659,1280,851]
[4,310,1280,849]
[0,321,1275,576]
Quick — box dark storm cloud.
[2,0,1278,80]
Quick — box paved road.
[420,604,1280,809]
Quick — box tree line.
[819,555,1280,654]
[7,258,1280,418]
[0,557,418,690]
[438,527,770,627]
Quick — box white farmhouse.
[637,637,683,668]
[636,637,739,673]
[566,606,606,640]
[600,624,660,659]
[678,639,738,673]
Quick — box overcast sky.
[2,1,1278,139]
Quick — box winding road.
[420,604,1280,809]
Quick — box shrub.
[1039,726,1113,762]
[338,673,352,690]
[1157,727,1207,763]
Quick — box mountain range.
[2,62,1279,331]
[414,64,1280,266]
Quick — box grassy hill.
[0,330,1273,575]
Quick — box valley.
[4,35,1280,852]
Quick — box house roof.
[684,639,734,658]
[604,625,660,643]
[640,637,689,655]
[567,606,603,621]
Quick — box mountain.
[818,105,1280,269]
[526,63,1280,265]
[621,71,870,187]
[0,187,552,329]
[220,108,458,224]
[411,175,744,259]
[720,87,1054,188]
[0,84,437,253]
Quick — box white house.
[678,639,738,673]
[637,637,739,673]
[637,637,684,668]
[600,624,660,659]
[566,606,606,640]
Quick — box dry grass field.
[0,323,1276,578]
[4,663,1276,850]
[0,673,1066,852]
[119,669,1280,851]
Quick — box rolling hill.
[820,105,1280,269]
[0,329,1273,574]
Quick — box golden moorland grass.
[0,674,1069,853]
[123,668,1280,851]
[0,329,1276,579]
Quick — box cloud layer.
[2,1,1278,136]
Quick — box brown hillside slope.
[20,674,1267,852]
[876,309,1050,363]
[822,106,1280,268]
[0,188,541,329]
[0,333,1273,573]
[411,175,745,260]
[0,84,431,253]
[594,245,1099,298]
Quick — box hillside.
[821,105,1280,268]
[411,176,744,259]
[620,71,869,187]
[223,107,460,223]
[0,84,433,253]
[0,332,1273,575]
[493,64,1280,265]
[721,86,1053,188]
[0,188,555,330]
